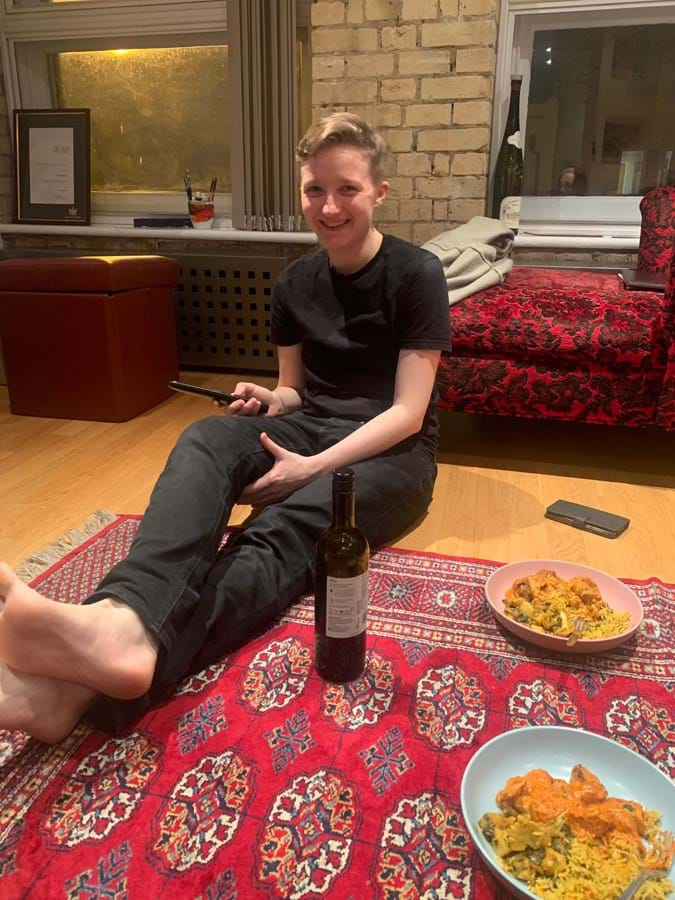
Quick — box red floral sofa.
[436,187,675,430]
[638,186,675,273]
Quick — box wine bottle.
[315,468,370,682]
[491,76,524,229]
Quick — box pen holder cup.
[188,200,215,229]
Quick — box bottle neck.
[332,489,356,528]
[505,81,522,133]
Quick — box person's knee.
[177,415,242,452]
[170,415,269,483]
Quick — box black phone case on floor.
[545,499,630,539]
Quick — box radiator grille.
[174,255,286,372]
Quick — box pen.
[184,170,192,202]
[208,177,217,202]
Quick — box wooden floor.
[2,372,675,582]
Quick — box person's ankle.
[96,598,158,651]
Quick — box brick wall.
[1,228,636,271]
[0,234,314,265]
[311,0,498,244]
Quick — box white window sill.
[0,222,318,245]
[0,222,639,252]
[514,233,638,251]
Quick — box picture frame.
[14,108,91,226]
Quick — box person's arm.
[309,347,440,471]
[220,344,305,417]
[239,347,440,505]
[271,344,305,414]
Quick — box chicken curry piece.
[496,765,648,847]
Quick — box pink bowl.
[484,559,643,653]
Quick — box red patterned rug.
[1,515,673,899]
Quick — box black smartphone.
[545,499,630,539]
[617,269,666,292]
[168,381,269,414]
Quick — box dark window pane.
[525,24,675,196]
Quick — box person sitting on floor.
[0,112,451,743]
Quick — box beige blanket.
[422,216,514,305]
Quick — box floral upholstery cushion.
[654,255,675,428]
[449,267,666,368]
[656,340,675,428]
[436,356,664,427]
[437,264,675,429]
[638,186,675,273]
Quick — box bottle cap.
[332,468,355,489]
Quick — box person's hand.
[239,433,321,505]
[211,382,282,417]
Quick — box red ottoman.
[0,255,179,421]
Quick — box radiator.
[174,254,287,372]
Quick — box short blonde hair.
[296,112,388,182]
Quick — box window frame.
[495,0,675,236]
[3,0,219,17]
[0,0,230,222]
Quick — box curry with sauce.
[479,766,673,899]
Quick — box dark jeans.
[85,411,437,733]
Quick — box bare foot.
[0,562,158,700]
[0,661,95,744]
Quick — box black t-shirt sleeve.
[271,269,302,346]
[396,254,452,352]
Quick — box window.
[55,46,231,195]
[2,0,312,224]
[495,0,675,236]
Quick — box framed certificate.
[14,108,91,226]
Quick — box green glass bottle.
[492,76,524,228]
[315,468,370,682]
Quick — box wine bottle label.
[506,130,522,150]
[500,196,521,231]
[325,572,369,638]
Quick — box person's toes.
[0,663,94,744]
[0,561,16,604]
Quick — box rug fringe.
[16,510,117,581]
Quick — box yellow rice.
[480,785,673,899]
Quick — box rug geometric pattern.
[1,515,673,899]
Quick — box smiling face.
[300,145,388,273]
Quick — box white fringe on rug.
[16,510,117,582]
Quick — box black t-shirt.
[271,234,451,443]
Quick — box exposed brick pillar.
[311,0,499,243]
